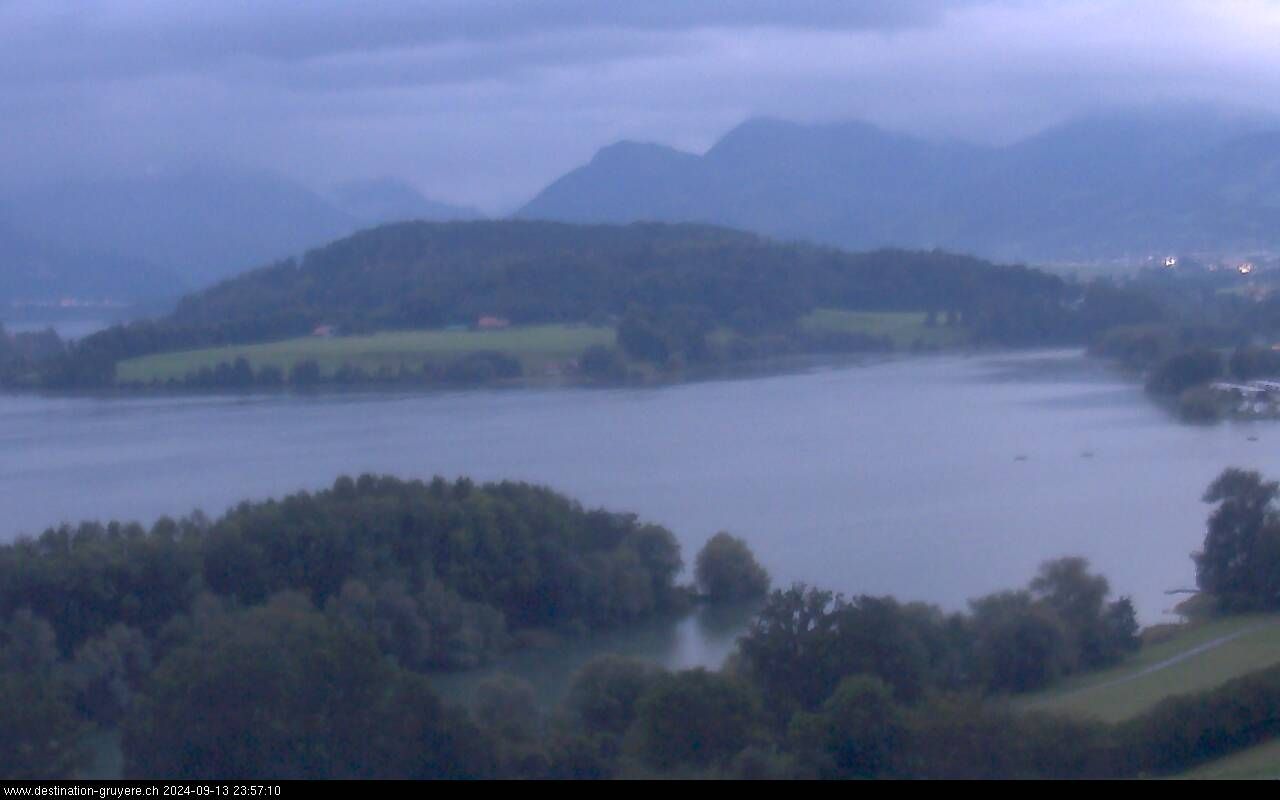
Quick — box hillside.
[166,219,1067,334]
[1020,615,1280,723]
[519,110,1280,262]
[29,219,1163,389]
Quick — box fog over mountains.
[520,108,1280,263]
[7,106,1280,309]
[0,220,185,307]
[0,168,479,305]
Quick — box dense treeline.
[115,351,526,392]
[28,220,1163,387]
[2,588,1270,779]
[0,474,752,778]
[0,474,1138,779]
[1089,318,1280,421]
[9,467,1280,778]
[0,476,693,667]
[0,324,64,384]
[1085,266,1280,421]
[737,557,1138,712]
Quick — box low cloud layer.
[2,1,1279,210]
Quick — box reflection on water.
[427,602,760,709]
[1,316,112,341]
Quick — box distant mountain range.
[519,109,1280,263]
[9,107,1280,310]
[328,178,482,227]
[0,169,479,306]
[0,221,185,306]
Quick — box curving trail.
[1055,621,1280,701]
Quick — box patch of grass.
[798,309,968,348]
[1175,736,1280,780]
[1019,614,1280,723]
[116,325,615,384]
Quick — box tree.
[970,591,1071,692]
[0,672,86,779]
[473,675,546,777]
[1145,348,1223,396]
[1195,468,1280,610]
[788,675,903,778]
[565,655,663,738]
[1178,385,1223,423]
[1229,345,1280,381]
[629,669,763,771]
[617,312,671,365]
[0,611,86,779]
[579,344,627,382]
[68,624,152,725]
[694,532,770,602]
[1030,557,1138,669]
[288,359,322,386]
[737,587,932,714]
[123,594,492,779]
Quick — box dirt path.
[1054,620,1280,700]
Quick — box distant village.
[1208,380,1280,418]
[1048,250,1280,300]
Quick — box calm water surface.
[3,350,1274,702]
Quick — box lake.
[3,349,1275,703]
[2,316,113,340]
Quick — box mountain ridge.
[0,167,480,305]
[519,108,1280,261]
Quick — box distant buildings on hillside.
[476,315,510,330]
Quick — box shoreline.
[4,344,1027,400]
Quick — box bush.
[287,359,322,386]
[1145,348,1223,396]
[629,669,763,770]
[123,596,495,779]
[579,345,627,382]
[1178,385,1223,422]
[694,532,770,602]
[565,655,663,737]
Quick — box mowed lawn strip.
[116,325,616,383]
[798,309,968,348]
[1018,614,1280,723]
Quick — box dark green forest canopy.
[35,220,1161,386]
[9,469,1280,779]
[172,220,1062,330]
[0,475,686,666]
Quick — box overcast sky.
[3,0,1280,212]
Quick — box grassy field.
[1176,737,1280,779]
[1019,614,1280,723]
[797,309,968,348]
[116,325,615,384]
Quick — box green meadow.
[116,324,615,384]
[798,309,969,348]
[1019,615,1280,723]
[1176,737,1280,780]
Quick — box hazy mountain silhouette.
[0,167,478,303]
[520,108,1280,261]
[329,178,482,226]
[0,219,185,305]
